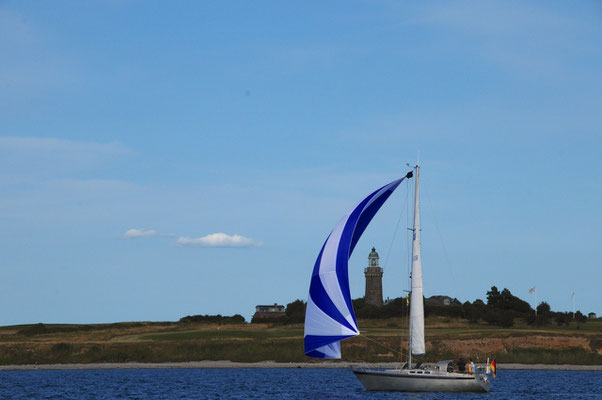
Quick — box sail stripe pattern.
[304,177,405,359]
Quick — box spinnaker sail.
[304,175,410,358]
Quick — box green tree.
[486,286,502,308]
[285,299,306,323]
[464,299,487,323]
[554,312,569,327]
[575,311,588,324]
[536,302,551,316]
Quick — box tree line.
[254,286,591,327]
[179,314,246,324]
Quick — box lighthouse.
[364,247,384,306]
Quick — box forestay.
[304,176,408,359]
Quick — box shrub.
[179,314,246,324]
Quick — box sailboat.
[304,165,490,392]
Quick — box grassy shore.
[0,317,600,366]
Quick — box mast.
[408,165,425,366]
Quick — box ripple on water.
[0,368,600,400]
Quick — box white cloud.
[176,233,261,248]
[123,228,157,238]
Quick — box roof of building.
[425,295,461,306]
[369,247,379,258]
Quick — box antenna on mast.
[571,292,575,317]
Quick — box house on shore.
[425,295,461,306]
[253,303,286,320]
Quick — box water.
[0,368,600,399]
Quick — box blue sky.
[1,1,600,325]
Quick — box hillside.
[1,317,600,366]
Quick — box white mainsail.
[409,165,425,355]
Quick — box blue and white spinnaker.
[304,176,408,359]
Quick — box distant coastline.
[1,361,600,371]
[2,318,600,366]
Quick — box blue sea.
[0,368,600,399]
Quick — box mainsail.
[304,176,409,359]
[409,166,425,355]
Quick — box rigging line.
[422,180,461,303]
[382,177,410,272]
[358,333,406,358]
[423,180,478,357]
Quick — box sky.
[1,1,600,325]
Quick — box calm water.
[0,368,600,399]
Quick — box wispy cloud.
[417,0,594,36]
[0,136,131,156]
[412,0,600,79]
[275,43,341,72]
[0,136,133,178]
[123,228,157,238]
[0,9,35,47]
[175,233,261,248]
[0,9,81,93]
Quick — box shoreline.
[1,361,600,371]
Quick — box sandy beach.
[1,361,600,371]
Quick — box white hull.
[352,368,490,393]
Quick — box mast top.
[405,163,418,179]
